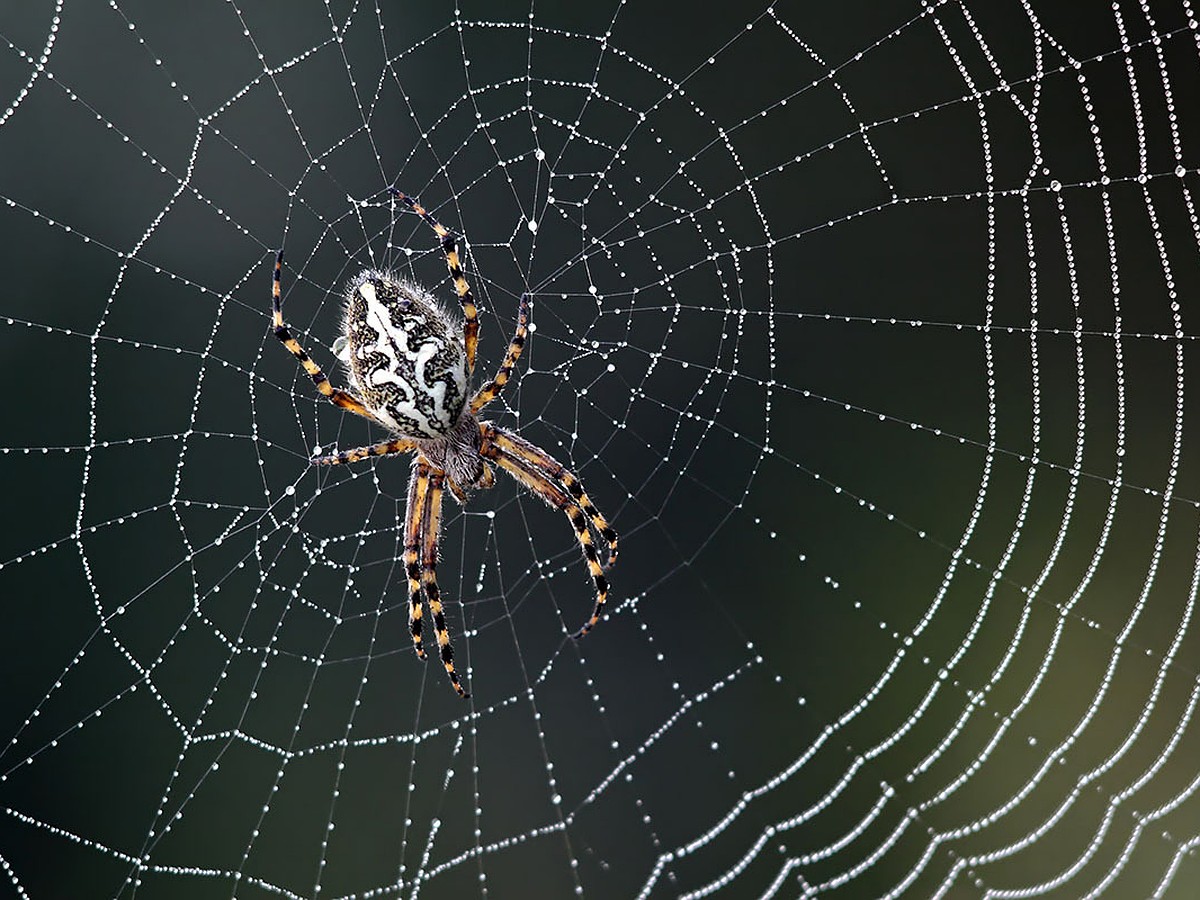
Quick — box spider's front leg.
[404,460,431,661]
[403,457,470,697]
[421,468,469,697]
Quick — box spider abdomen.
[343,271,467,438]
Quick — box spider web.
[1,0,1199,897]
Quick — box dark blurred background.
[1,1,1199,898]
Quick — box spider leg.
[485,425,618,569]
[311,438,418,466]
[470,293,529,415]
[445,477,469,506]
[404,460,430,661]
[271,250,380,422]
[479,461,496,489]
[422,468,469,697]
[481,425,616,638]
[390,190,479,376]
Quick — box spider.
[270,189,618,698]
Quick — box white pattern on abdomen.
[351,280,467,437]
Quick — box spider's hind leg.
[405,460,470,697]
[271,250,379,423]
[390,189,479,376]
[470,293,530,415]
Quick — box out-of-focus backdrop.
[1,2,1198,897]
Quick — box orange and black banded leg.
[422,469,469,697]
[470,293,530,415]
[485,425,618,570]
[311,438,418,466]
[481,434,612,639]
[403,460,430,660]
[558,469,618,572]
[389,189,479,375]
[271,249,378,422]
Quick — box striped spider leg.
[271,249,382,425]
[462,289,620,632]
[404,459,468,696]
[479,424,618,637]
[390,188,479,376]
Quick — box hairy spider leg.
[390,189,479,375]
[486,426,618,569]
[271,250,380,422]
[404,460,430,660]
[311,437,418,466]
[482,425,615,638]
[445,477,469,506]
[422,468,469,697]
[470,293,530,415]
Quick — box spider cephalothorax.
[270,190,617,698]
